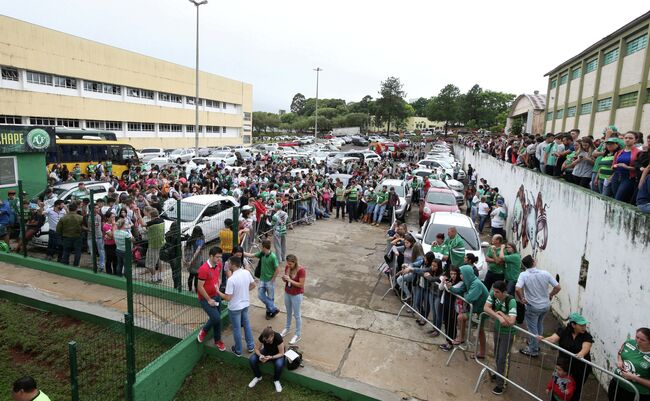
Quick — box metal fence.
[473,312,640,401]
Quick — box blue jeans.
[478,214,489,233]
[397,273,415,299]
[47,230,62,260]
[639,203,650,213]
[373,204,386,223]
[61,236,82,266]
[346,200,358,222]
[523,304,549,354]
[249,349,285,381]
[199,295,222,342]
[284,293,303,337]
[366,203,376,216]
[115,249,125,277]
[229,306,254,354]
[611,173,635,203]
[92,236,105,271]
[258,280,278,314]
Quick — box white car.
[31,181,123,248]
[162,195,239,242]
[210,151,237,166]
[185,157,222,172]
[415,212,488,279]
[138,148,166,162]
[311,151,340,164]
[375,179,411,220]
[169,149,195,163]
[329,138,346,148]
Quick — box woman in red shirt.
[280,254,305,346]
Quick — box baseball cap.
[605,137,624,147]
[568,312,589,325]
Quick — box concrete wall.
[455,145,650,374]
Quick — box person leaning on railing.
[608,327,650,401]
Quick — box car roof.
[181,195,237,206]
[429,212,474,228]
[53,181,104,190]
[380,179,404,186]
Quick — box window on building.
[54,76,77,89]
[84,81,121,95]
[86,120,105,129]
[556,109,564,119]
[26,71,53,86]
[244,112,251,121]
[580,102,592,115]
[546,112,553,121]
[159,124,171,132]
[105,121,123,131]
[102,84,121,95]
[618,92,638,108]
[126,87,154,99]
[205,99,221,108]
[571,67,582,80]
[550,79,557,89]
[186,125,194,132]
[158,92,182,103]
[1,67,19,81]
[29,116,55,126]
[0,115,21,124]
[567,106,577,117]
[57,118,80,128]
[142,123,154,131]
[170,124,182,132]
[559,74,568,85]
[127,123,141,131]
[626,34,648,56]
[0,156,18,188]
[186,97,203,106]
[84,80,102,92]
[596,97,612,112]
[585,58,598,73]
[243,135,251,144]
[603,48,619,65]
[222,126,227,133]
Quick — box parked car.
[210,151,237,166]
[327,173,352,187]
[375,179,411,220]
[169,149,195,163]
[351,136,369,146]
[31,181,124,248]
[419,187,460,225]
[197,148,212,157]
[415,212,487,278]
[138,148,166,162]
[161,195,239,242]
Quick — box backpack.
[504,295,525,324]
[285,346,303,371]
[159,241,175,263]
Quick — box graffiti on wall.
[511,185,549,257]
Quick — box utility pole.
[189,0,207,155]
[314,67,322,142]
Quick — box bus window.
[121,145,137,162]
[46,147,59,164]
[70,145,90,162]
[108,145,122,163]
[90,145,108,162]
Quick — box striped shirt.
[114,229,132,252]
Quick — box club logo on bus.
[26,128,51,150]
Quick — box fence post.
[124,313,136,401]
[124,240,133,317]
[232,206,240,249]
[89,192,97,273]
[17,180,27,258]
[68,341,79,401]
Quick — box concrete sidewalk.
[0,216,517,401]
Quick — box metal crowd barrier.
[473,312,640,401]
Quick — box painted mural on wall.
[511,185,549,257]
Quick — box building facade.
[369,116,444,132]
[0,16,253,149]
[544,12,649,136]
[506,92,546,135]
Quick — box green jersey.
[105,161,113,175]
[597,155,615,180]
[87,163,96,174]
[72,166,81,180]
[254,251,279,282]
[504,252,522,282]
[615,339,650,395]
[592,143,605,173]
[444,235,465,267]
[375,190,388,205]
[430,242,448,258]
[346,188,358,201]
[486,290,517,334]
[335,187,345,202]
[0,241,9,253]
[486,246,505,275]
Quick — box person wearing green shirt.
[410,177,420,203]
[500,243,521,295]
[87,161,96,177]
[429,232,448,258]
[484,234,506,291]
[72,163,82,181]
[609,327,650,400]
[334,181,346,219]
[105,160,113,177]
[372,186,388,226]
[545,136,564,176]
[246,240,280,318]
[344,183,359,223]
[483,281,517,395]
[443,227,465,268]
[597,138,623,196]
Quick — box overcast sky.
[3,1,649,112]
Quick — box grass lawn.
[176,354,340,401]
[0,299,173,401]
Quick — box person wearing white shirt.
[45,200,66,261]
[489,199,507,238]
[477,197,491,234]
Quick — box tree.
[290,93,305,114]
[375,77,408,133]
[252,111,280,134]
[460,84,483,124]
[410,97,429,117]
[345,112,369,128]
[280,112,298,125]
[426,84,461,124]
[317,107,339,119]
[509,118,523,135]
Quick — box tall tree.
[426,84,461,124]
[410,97,429,117]
[460,84,483,124]
[290,93,306,114]
[375,77,408,133]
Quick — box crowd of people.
[459,127,650,212]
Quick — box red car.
[419,187,460,225]
[323,134,335,139]
[278,141,300,147]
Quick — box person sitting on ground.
[11,376,51,401]
[248,326,286,393]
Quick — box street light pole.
[314,67,322,142]
[189,0,207,156]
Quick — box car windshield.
[424,223,480,250]
[141,149,159,153]
[425,191,456,205]
[162,202,203,222]
[170,149,184,155]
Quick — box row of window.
[0,115,233,134]
[545,90,648,121]
[0,66,238,109]
[549,33,648,90]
